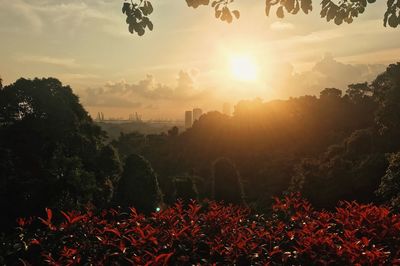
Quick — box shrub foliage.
[3,194,400,265]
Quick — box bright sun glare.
[230,55,258,82]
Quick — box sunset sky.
[1,0,399,119]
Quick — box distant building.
[193,108,203,122]
[185,110,193,129]
[222,102,231,116]
[128,112,142,122]
[96,112,105,121]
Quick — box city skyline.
[0,1,399,119]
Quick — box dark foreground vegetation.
[2,195,400,265]
[1,63,400,264]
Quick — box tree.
[346,82,371,103]
[372,63,400,151]
[320,88,342,100]
[111,132,146,160]
[94,146,123,207]
[172,175,199,203]
[211,158,246,204]
[122,0,400,36]
[0,78,121,227]
[114,154,163,213]
[289,125,389,209]
[168,126,179,137]
[376,152,400,210]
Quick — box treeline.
[112,63,400,211]
[1,63,400,230]
[0,78,244,230]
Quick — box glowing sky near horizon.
[0,0,399,119]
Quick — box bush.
[172,175,199,203]
[114,154,163,214]
[211,158,246,204]
[376,152,400,210]
[4,194,400,265]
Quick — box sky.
[0,0,399,120]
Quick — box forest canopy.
[2,64,400,229]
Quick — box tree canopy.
[114,154,163,213]
[0,78,122,228]
[122,0,400,36]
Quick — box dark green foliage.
[290,127,388,208]
[122,0,154,36]
[107,62,400,211]
[123,0,399,36]
[373,63,400,150]
[320,87,342,99]
[0,78,121,228]
[384,0,400,28]
[110,83,379,210]
[172,175,199,203]
[186,0,210,8]
[376,152,400,210]
[346,82,372,103]
[167,126,179,137]
[94,146,122,207]
[288,63,400,208]
[266,0,313,18]
[293,153,387,208]
[186,0,240,23]
[114,154,162,213]
[111,132,146,160]
[345,129,374,156]
[320,0,370,25]
[211,158,245,204]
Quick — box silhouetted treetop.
[0,78,123,228]
[122,0,400,36]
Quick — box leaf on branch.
[383,0,400,28]
[232,10,240,19]
[277,6,284,18]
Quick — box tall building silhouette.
[223,102,231,116]
[185,111,193,129]
[193,108,203,122]
[96,112,105,121]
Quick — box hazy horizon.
[1,0,399,119]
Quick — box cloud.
[267,54,387,98]
[18,55,79,68]
[309,53,385,86]
[84,93,143,108]
[0,0,119,35]
[270,21,295,31]
[0,0,43,33]
[81,70,212,108]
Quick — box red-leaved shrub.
[4,194,400,265]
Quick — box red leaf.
[61,211,71,223]
[155,252,173,265]
[71,215,85,224]
[30,239,40,245]
[45,208,52,223]
[104,228,121,238]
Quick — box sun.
[230,55,259,82]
